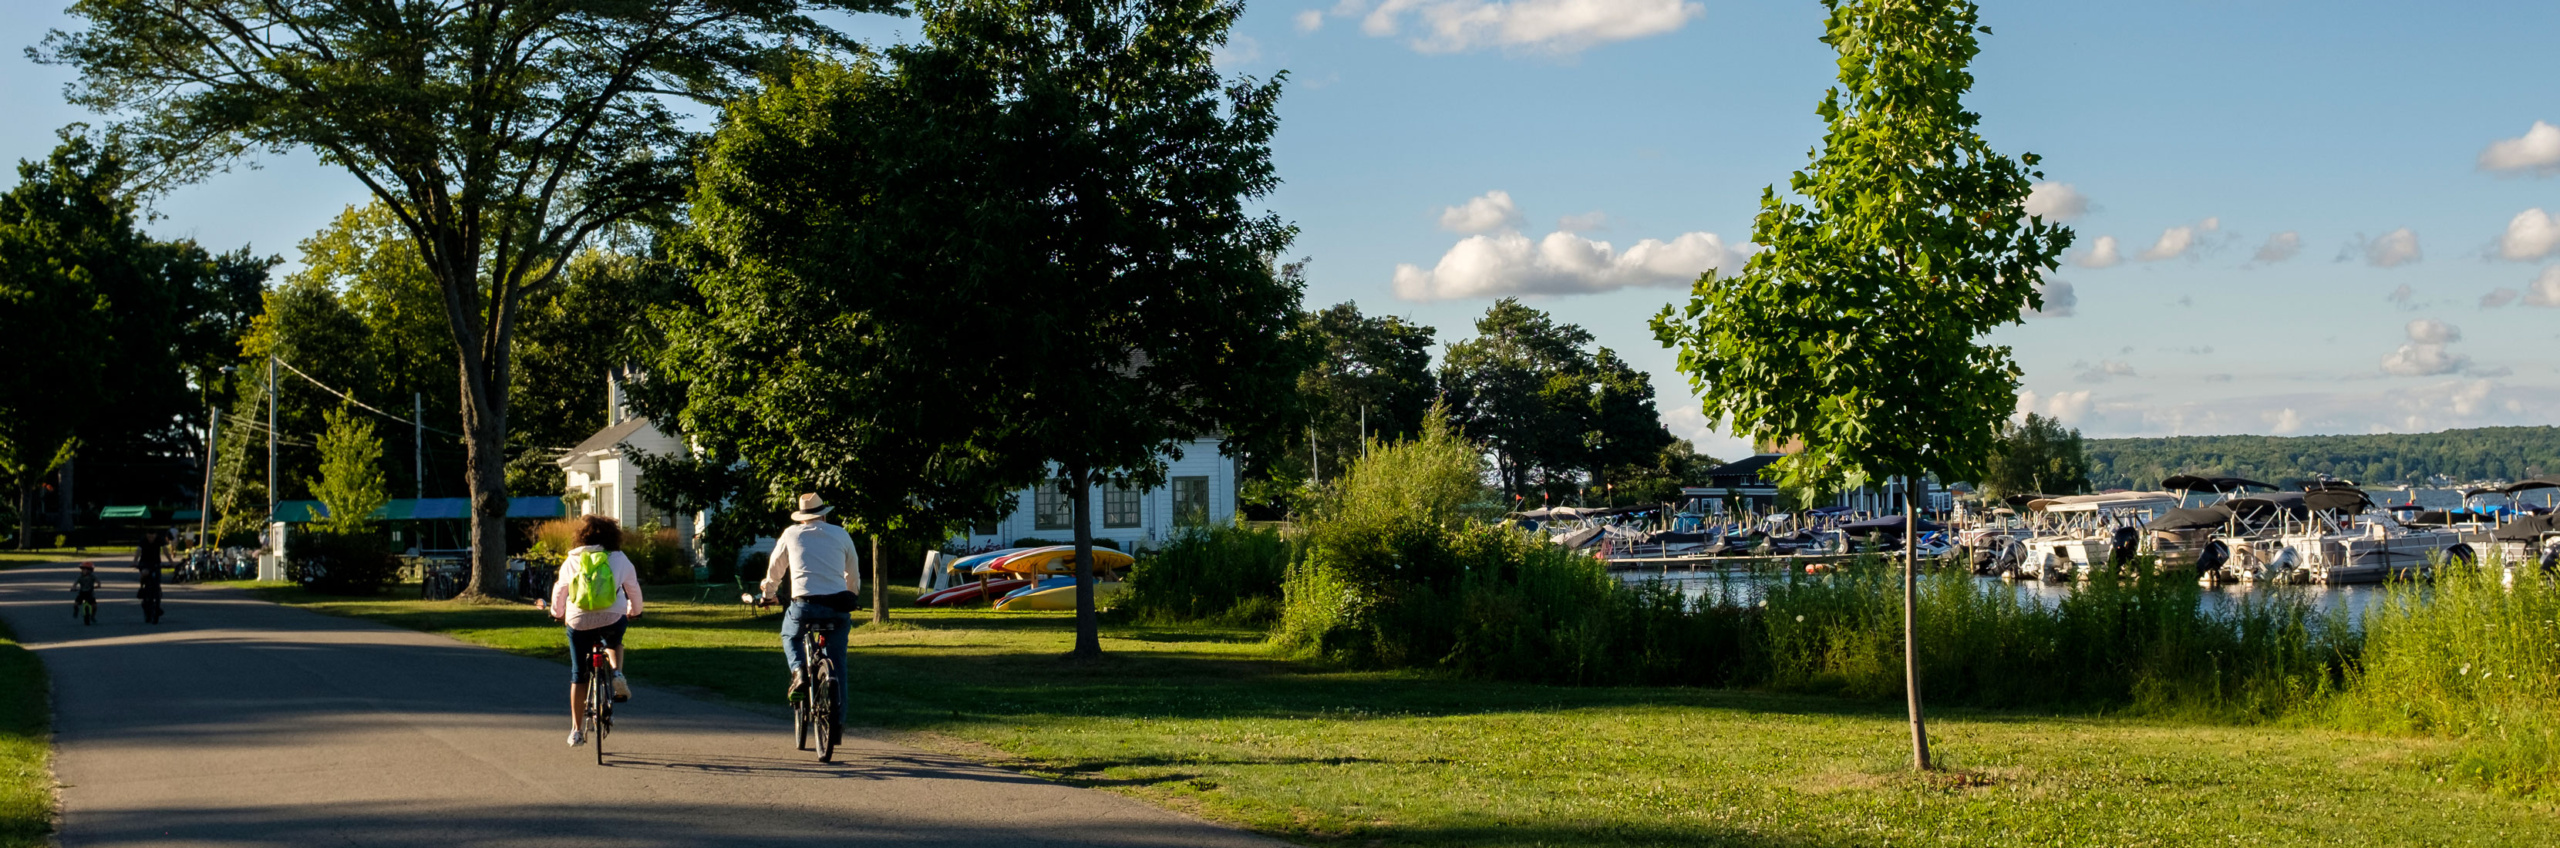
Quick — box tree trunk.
[459,365,511,598]
[1903,483,1932,771]
[870,534,888,625]
[55,457,74,538]
[15,486,29,551]
[1067,464,1101,660]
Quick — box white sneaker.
[567,730,586,746]
[612,672,631,703]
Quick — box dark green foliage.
[2087,426,2560,489]
[1248,300,1440,509]
[1119,524,1291,625]
[287,530,399,595]
[1443,299,1674,503]
[1978,412,2091,498]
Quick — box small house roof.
[557,417,654,468]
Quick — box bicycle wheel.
[590,654,610,765]
[813,658,836,763]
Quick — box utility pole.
[199,408,219,551]
[1359,404,1368,457]
[414,392,425,500]
[267,354,277,536]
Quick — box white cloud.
[2406,317,2460,344]
[2015,389,2094,424]
[2267,408,2304,435]
[2381,318,2468,377]
[2074,359,2137,383]
[1658,405,1756,464]
[1556,211,1608,232]
[1438,190,1523,233]
[1213,36,1262,67]
[2023,278,2076,318]
[1295,8,1326,31]
[1392,229,1737,300]
[2360,227,2422,268]
[2252,231,2301,264]
[2074,235,2122,268]
[2528,266,2560,307]
[1359,0,1701,55]
[2498,208,2560,261]
[2479,121,2560,176]
[2138,217,2219,261]
[2482,288,2520,309]
[2023,182,2089,222]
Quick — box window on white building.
[1171,476,1210,526]
[1103,484,1140,529]
[1033,482,1071,531]
[592,484,615,520]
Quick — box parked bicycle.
[793,619,842,763]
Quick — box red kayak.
[916,577,1032,607]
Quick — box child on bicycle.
[73,563,99,625]
[548,515,644,747]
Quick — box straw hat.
[791,493,833,522]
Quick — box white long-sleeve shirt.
[549,546,644,630]
[760,520,861,599]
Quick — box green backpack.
[569,550,618,610]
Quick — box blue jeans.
[566,616,628,683]
[780,600,851,725]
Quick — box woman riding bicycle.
[759,494,860,741]
[548,515,644,747]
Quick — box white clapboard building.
[948,437,1238,552]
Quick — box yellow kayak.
[979,545,1134,576]
[994,578,1129,611]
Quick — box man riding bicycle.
[759,493,861,742]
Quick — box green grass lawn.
[256,581,2558,847]
[0,618,52,848]
[0,548,132,565]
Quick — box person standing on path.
[134,530,167,624]
[548,515,644,747]
[758,494,860,738]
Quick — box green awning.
[98,505,152,519]
[274,497,567,524]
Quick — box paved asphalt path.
[0,559,1288,847]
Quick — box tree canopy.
[42,0,894,593]
[1443,298,1674,505]
[2085,426,2560,490]
[1650,0,2070,770]
[1977,413,2090,499]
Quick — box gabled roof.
[1703,454,1785,480]
[557,417,654,468]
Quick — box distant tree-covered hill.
[2086,427,2560,489]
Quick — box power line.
[273,356,463,437]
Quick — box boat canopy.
[2303,488,2372,514]
[1840,514,1942,536]
[2160,475,2278,493]
[2491,513,2559,541]
[2027,491,2179,513]
[2150,505,2236,531]
[2224,492,2309,520]
[2463,476,2560,499]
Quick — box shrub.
[526,518,691,584]
[1120,523,1294,624]
[286,529,399,595]
[2335,559,2560,797]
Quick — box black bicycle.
[792,619,841,763]
[583,639,615,765]
[72,591,96,625]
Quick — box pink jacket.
[550,546,644,631]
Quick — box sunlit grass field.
[0,618,52,848]
[240,579,2558,847]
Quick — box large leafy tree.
[0,143,116,546]
[642,55,1040,623]
[1251,300,1438,505]
[908,0,1306,657]
[1978,412,2089,499]
[1443,298,1672,505]
[43,0,893,595]
[1652,0,2070,770]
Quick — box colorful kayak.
[916,577,1032,607]
[992,577,1129,611]
[944,548,1030,578]
[976,545,1134,577]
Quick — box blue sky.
[7,1,2558,461]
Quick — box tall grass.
[526,518,691,584]
[2334,560,2560,796]
[1118,523,1295,625]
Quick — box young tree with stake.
[1652,0,2071,770]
